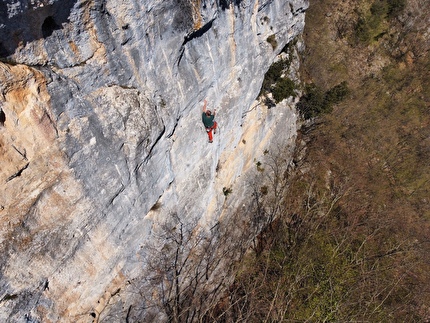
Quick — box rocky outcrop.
[0,0,307,321]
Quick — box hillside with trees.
[207,0,430,321]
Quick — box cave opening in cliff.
[42,16,60,38]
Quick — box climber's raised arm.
[202,99,207,112]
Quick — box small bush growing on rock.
[256,161,265,172]
[260,185,269,195]
[223,187,233,197]
[261,59,286,93]
[272,77,296,102]
[267,34,277,50]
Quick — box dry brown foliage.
[207,0,430,321]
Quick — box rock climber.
[201,99,218,143]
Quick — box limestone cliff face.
[0,0,307,321]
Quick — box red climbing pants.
[206,121,218,142]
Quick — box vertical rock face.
[0,0,307,321]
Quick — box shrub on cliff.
[296,81,349,119]
[272,77,296,102]
[260,59,288,95]
[260,58,297,102]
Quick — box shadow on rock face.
[219,0,243,10]
[0,109,5,127]
[0,0,78,58]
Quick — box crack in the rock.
[12,145,28,160]
[167,118,179,138]
[258,0,275,12]
[143,125,166,164]
[182,18,216,48]
[178,17,216,66]
[6,163,30,182]
[109,184,126,206]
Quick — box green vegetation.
[296,81,349,119]
[222,186,232,197]
[261,59,288,94]
[260,58,297,103]
[272,77,296,102]
[354,0,406,43]
[387,0,407,17]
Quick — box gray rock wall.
[0,0,307,321]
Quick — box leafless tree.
[135,211,252,323]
